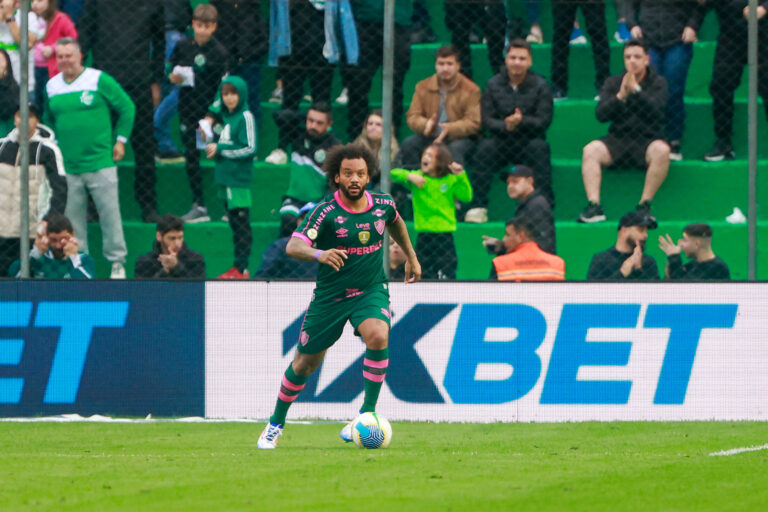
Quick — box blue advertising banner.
[0,282,205,417]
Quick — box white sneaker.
[335,87,349,105]
[110,262,126,279]
[265,148,288,165]
[257,422,283,449]
[464,207,488,224]
[181,203,210,223]
[340,419,355,443]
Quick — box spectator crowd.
[1,0,761,281]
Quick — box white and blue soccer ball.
[352,412,392,449]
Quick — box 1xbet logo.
[0,302,129,404]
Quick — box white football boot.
[257,422,283,449]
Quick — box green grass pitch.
[2,421,766,511]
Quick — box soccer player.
[257,144,422,449]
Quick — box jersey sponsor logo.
[359,231,371,244]
[372,209,386,217]
[356,223,370,229]
[334,216,347,224]
[336,228,349,238]
[337,240,382,255]
[307,228,318,240]
[345,288,363,298]
[79,91,94,106]
[374,219,386,235]
[374,197,396,207]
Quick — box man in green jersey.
[258,144,421,449]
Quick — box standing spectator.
[58,0,82,24]
[44,38,133,279]
[205,76,257,279]
[0,0,45,92]
[399,45,481,169]
[703,1,768,161]
[265,0,334,166]
[587,210,659,281]
[168,3,228,224]
[467,39,553,224]
[354,109,399,170]
[9,213,94,278]
[0,49,18,137]
[391,143,473,280]
[444,0,506,80]
[550,0,611,100]
[627,0,708,161]
[483,165,556,255]
[278,103,341,237]
[658,223,730,280]
[78,0,164,222]
[342,0,412,140]
[254,202,318,280]
[578,39,669,224]
[134,213,206,279]
[0,106,67,278]
[489,217,565,281]
[153,0,193,161]
[210,0,267,123]
[30,0,78,111]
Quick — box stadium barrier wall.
[2,282,765,421]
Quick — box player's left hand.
[404,258,421,283]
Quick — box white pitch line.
[709,443,768,457]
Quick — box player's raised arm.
[286,237,348,271]
[387,217,421,283]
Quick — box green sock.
[269,364,308,426]
[360,348,389,413]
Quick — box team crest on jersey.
[440,183,449,193]
[79,91,94,106]
[314,149,326,164]
[194,53,206,69]
[219,125,232,144]
[374,219,386,235]
[358,231,370,244]
[307,228,318,240]
[373,208,386,217]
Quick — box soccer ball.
[351,412,392,449]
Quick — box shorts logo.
[307,228,318,240]
[374,219,386,235]
[299,330,310,346]
[336,228,348,238]
[373,209,386,217]
[335,216,347,224]
[359,231,370,244]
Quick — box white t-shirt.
[0,10,46,91]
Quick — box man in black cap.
[587,210,660,280]
[482,165,556,255]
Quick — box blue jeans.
[650,43,693,143]
[153,30,184,153]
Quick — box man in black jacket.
[134,214,205,279]
[467,39,553,224]
[579,39,670,224]
[78,0,165,222]
[658,223,730,280]
[587,210,660,281]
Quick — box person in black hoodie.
[168,3,228,224]
[658,222,730,280]
[78,0,165,222]
[0,49,19,138]
[134,214,205,279]
[578,39,670,225]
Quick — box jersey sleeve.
[292,202,326,247]
[385,193,400,224]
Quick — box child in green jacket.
[391,143,473,279]
[205,76,257,278]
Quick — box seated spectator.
[168,3,228,224]
[467,39,553,224]
[392,143,472,280]
[496,165,556,254]
[579,39,670,224]
[354,109,399,171]
[587,210,659,281]
[0,49,19,137]
[254,202,318,280]
[9,213,94,278]
[489,217,565,281]
[627,0,707,160]
[134,214,206,279]
[398,45,480,169]
[0,105,67,277]
[278,102,341,237]
[550,0,610,100]
[388,237,407,282]
[658,223,730,280]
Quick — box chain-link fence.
[0,0,764,280]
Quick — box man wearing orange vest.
[489,217,565,281]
